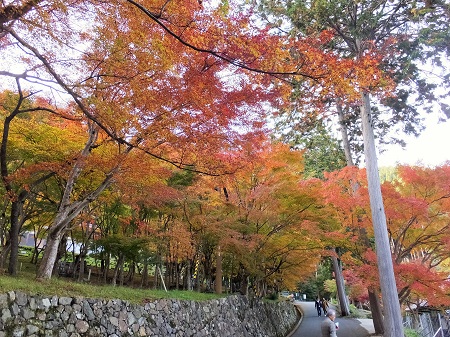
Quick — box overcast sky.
[377,116,450,167]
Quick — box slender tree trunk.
[360,92,403,337]
[127,262,135,285]
[215,245,222,294]
[111,253,124,286]
[196,263,202,292]
[141,259,149,288]
[175,262,179,290]
[337,99,354,167]
[102,256,109,284]
[163,261,169,289]
[154,263,159,289]
[0,97,47,276]
[331,251,350,316]
[333,99,353,316]
[119,262,124,286]
[0,199,7,267]
[54,234,68,276]
[186,259,192,291]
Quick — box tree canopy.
[1,2,449,331]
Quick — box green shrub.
[404,328,421,337]
[266,292,278,301]
[18,246,33,257]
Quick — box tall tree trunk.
[175,262,179,290]
[111,253,124,286]
[215,245,222,294]
[369,288,385,335]
[338,98,385,332]
[332,99,353,316]
[154,263,159,289]
[337,99,354,167]
[0,199,7,268]
[119,262,125,286]
[360,92,403,337]
[0,93,49,276]
[185,259,192,291]
[331,251,350,316]
[102,256,109,284]
[8,199,23,275]
[141,259,149,288]
[1,101,20,275]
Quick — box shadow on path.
[288,301,375,337]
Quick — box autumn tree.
[2,0,326,279]
[0,89,87,275]
[196,143,329,294]
[257,1,450,335]
[322,165,450,327]
[385,165,450,309]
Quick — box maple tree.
[198,143,329,294]
[321,165,450,326]
[0,89,87,275]
[385,165,450,309]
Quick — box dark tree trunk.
[215,246,222,294]
[332,250,350,316]
[8,194,27,275]
[369,288,385,335]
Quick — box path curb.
[286,304,304,337]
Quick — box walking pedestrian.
[321,309,338,337]
[321,298,329,315]
[315,298,322,316]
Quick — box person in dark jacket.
[321,309,337,337]
[315,298,322,316]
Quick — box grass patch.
[0,274,226,304]
[404,328,421,337]
[348,304,372,319]
[331,302,372,319]
[1,257,226,304]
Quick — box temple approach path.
[288,300,379,337]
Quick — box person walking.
[321,309,338,337]
[315,298,322,316]
[321,298,329,315]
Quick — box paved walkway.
[288,301,378,337]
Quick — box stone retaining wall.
[0,291,299,337]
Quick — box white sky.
[377,116,450,167]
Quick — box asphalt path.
[289,301,375,337]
